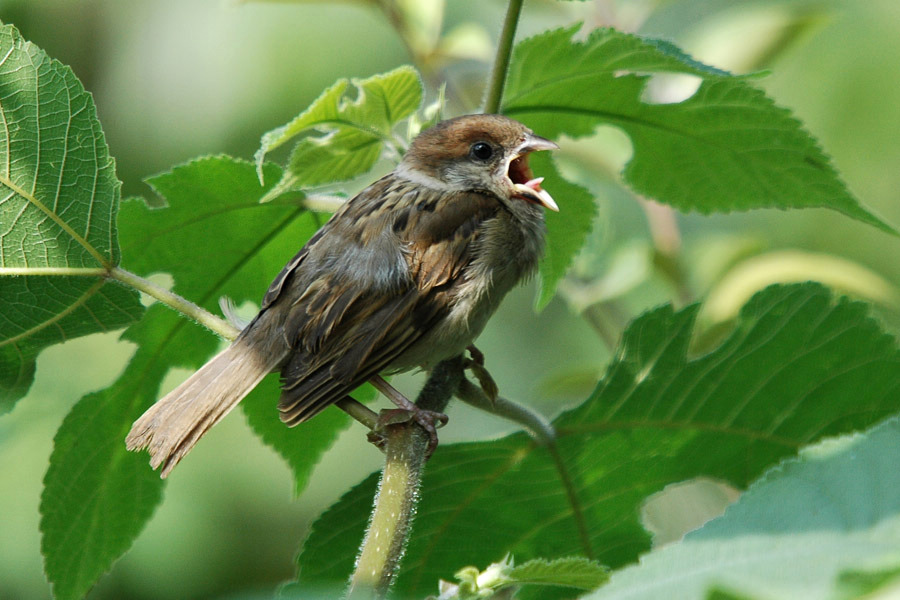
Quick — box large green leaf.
[255,66,423,197]
[125,155,354,489]
[502,26,893,233]
[291,283,900,598]
[0,24,143,409]
[590,416,900,599]
[40,157,347,599]
[0,278,142,410]
[531,152,596,310]
[40,309,171,600]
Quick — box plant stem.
[108,267,240,340]
[455,380,594,558]
[347,356,465,599]
[455,378,555,445]
[638,198,693,305]
[336,397,379,430]
[483,0,525,114]
[582,301,627,351]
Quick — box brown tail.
[126,337,284,477]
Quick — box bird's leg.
[370,375,448,457]
[465,345,499,404]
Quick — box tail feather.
[126,339,283,477]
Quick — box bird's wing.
[267,177,499,424]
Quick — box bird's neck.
[394,162,455,192]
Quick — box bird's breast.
[391,207,545,371]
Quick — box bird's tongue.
[523,176,545,191]
[509,155,558,212]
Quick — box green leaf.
[242,379,376,497]
[502,26,894,234]
[41,156,342,599]
[40,319,167,600]
[286,127,383,185]
[589,416,900,600]
[835,564,900,599]
[255,66,423,193]
[0,24,143,407]
[0,278,143,412]
[438,556,608,599]
[122,156,342,493]
[532,152,596,310]
[0,23,120,269]
[130,156,309,301]
[508,557,609,590]
[292,283,900,597]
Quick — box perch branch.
[347,356,465,599]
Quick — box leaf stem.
[336,397,379,430]
[483,0,525,114]
[0,267,109,277]
[455,378,596,558]
[108,267,240,340]
[347,356,465,599]
[638,198,693,305]
[455,378,555,445]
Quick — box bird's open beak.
[507,134,560,212]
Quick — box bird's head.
[400,114,559,212]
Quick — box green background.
[2,1,899,598]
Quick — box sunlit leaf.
[508,557,609,590]
[0,23,143,408]
[292,283,900,598]
[255,66,423,194]
[590,417,900,599]
[41,156,338,599]
[503,26,894,234]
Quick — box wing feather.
[258,177,500,423]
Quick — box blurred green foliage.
[2,1,899,599]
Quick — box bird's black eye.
[470,142,493,161]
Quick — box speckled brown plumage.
[126,114,558,477]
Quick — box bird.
[125,114,559,477]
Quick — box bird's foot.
[369,375,448,457]
[466,345,499,404]
[368,407,448,457]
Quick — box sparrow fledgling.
[126,114,558,477]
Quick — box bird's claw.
[467,344,486,366]
[466,345,499,403]
[369,407,448,458]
